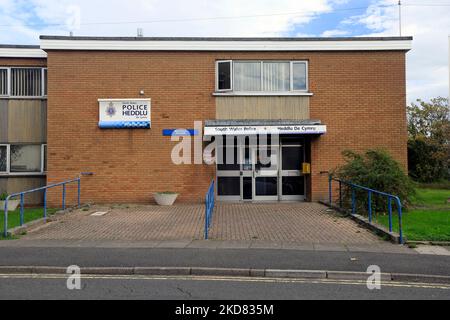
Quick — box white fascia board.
[40,39,412,51]
[0,48,47,58]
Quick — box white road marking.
[0,274,449,290]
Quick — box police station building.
[0,36,412,205]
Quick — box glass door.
[254,146,279,201]
[280,142,306,201]
[216,138,241,201]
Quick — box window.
[215,60,308,93]
[0,68,8,96]
[292,62,307,91]
[0,144,46,175]
[234,61,261,91]
[43,68,48,96]
[0,67,47,97]
[0,145,7,172]
[216,61,232,91]
[263,62,290,92]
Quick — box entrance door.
[216,138,241,201]
[280,141,306,201]
[253,146,279,201]
[216,137,305,202]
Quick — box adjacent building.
[1,36,412,205]
[0,45,47,204]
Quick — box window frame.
[42,68,48,97]
[0,67,47,98]
[0,67,10,97]
[215,60,233,92]
[0,144,47,176]
[215,60,309,94]
[290,61,309,92]
[0,144,10,173]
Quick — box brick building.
[0,36,412,205]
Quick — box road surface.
[1,274,449,300]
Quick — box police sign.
[98,99,151,129]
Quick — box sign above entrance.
[98,99,151,129]
[204,125,327,136]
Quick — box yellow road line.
[0,273,449,290]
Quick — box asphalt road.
[1,247,450,276]
[0,274,449,300]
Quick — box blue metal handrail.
[3,177,81,237]
[204,180,215,240]
[328,176,404,244]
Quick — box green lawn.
[0,208,57,239]
[375,188,450,242]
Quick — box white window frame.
[0,144,46,176]
[215,60,233,92]
[42,68,48,97]
[215,60,309,94]
[290,61,309,92]
[41,144,47,173]
[0,144,10,173]
[0,67,10,97]
[0,67,47,98]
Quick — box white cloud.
[342,0,450,103]
[321,29,349,37]
[0,0,341,41]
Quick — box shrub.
[334,149,415,213]
[0,193,8,201]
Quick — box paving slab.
[17,202,402,252]
[415,245,450,256]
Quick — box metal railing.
[204,180,215,240]
[3,177,81,237]
[329,176,404,244]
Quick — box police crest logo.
[106,102,116,117]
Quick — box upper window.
[0,67,47,97]
[216,60,308,93]
[0,69,7,96]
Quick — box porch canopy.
[204,119,327,136]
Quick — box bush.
[334,149,415,213]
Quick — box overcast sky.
[0,0,449,103]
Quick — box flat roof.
[40,36,413,52]
[40,36,413,41]
[0,45,47,58]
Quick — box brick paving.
[210,203,382,244]
[23,202,384,245]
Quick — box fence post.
[3,199,8,237]
[351,188,356,215]
[328,175,332,205]
[62,184,66,211]
[339,181,342,209]
[77,178,81,207]
[205,192,209,240]
[20,193,24,226]
[43,189,47,221]
[368,191,372,223]
[398,202,403,244]
[388,197,393,232]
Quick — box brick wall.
[0,57,46,67]
[45,50,407,204]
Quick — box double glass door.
[216,137,305,202]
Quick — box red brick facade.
[45,50,407,205]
